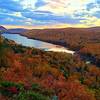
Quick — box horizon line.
[1,24,100,29]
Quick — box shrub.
[15,91,50,100]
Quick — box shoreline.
[2,32,75,55]
[19,33,74,51]
[5,32,72,50]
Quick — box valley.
[0,26,100,100]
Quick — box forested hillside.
[0,26,7,33]
[22,27,100,49]
[22,27,100,67]
[0,35,100,100]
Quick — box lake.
[2,33,75,54]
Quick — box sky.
[0,0,100,29]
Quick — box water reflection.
[2,33,75,54]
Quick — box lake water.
[2,33,75,54]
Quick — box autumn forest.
[0,26,100,100]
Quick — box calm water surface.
[2,33,75,54]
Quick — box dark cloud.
[86,3,96,11]
[35,0,47,8]
[93,11,100,18]
[96,0,100,4]
[21,10,81,24]
[0,0,99,26]
[0,0,23,12]
[0,13,26,25]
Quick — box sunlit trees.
[57,80,96,100]
[0,42,14,68]
[0,35,100,100]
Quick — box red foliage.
[57,80,96,100]
[6,87,18,94]
[24,84,31,90]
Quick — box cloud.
[0,0,23,12]
[20,0,37,9]
[36,0,95,15]
[21,10,81,25]
[35,0,47,8]
[80,16,100,27]
[96,0,100,4]
[86,3,96,11]
[0,0,100,28]
[93,11,100,18]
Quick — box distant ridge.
[0,26,7,31]
[22,26,100,38]
[7,28,28,34]
[22,26,100,50]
